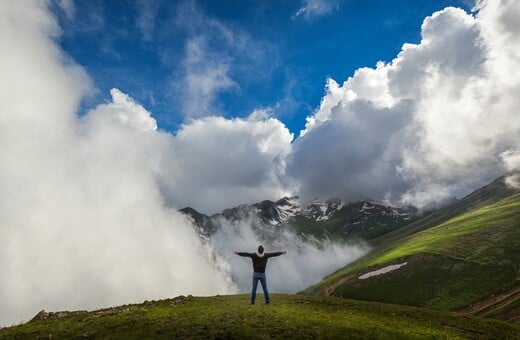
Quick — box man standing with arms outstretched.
[235,245,287,305]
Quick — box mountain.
[304,173,520,323]
[2,295,519,338]
[181,197,418,243]
[369,172,520,247]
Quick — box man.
[234,245,287,305]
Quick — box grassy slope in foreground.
[1,294,519,339]
[304,193,520,315]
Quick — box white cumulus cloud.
[158,113,294,214]
[289,2,520,207]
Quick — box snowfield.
[358,262,408,280]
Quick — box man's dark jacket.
[236,252,284,273]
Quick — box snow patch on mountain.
[359,262,408,280]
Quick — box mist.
[0,2,236,326]
[210,218,368,293]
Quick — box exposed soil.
[456,285,520,323]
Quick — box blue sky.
[52,0,472,136]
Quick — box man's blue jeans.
[251,272,269,304]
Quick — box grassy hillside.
[304,192,520,318]
[2,294,519,339]
[457,286,520,323]
[369,173,519,248]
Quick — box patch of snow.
[275,197,302,223]
[316,214,329,221]
[269,218,280,225]
[359,202,375,212]
[392,209,411,217]
[286,197,301,207]
[358,262,408,280]
[320,205,327,214]
[278,205,298,216]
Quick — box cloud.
[210,218,368,293]
[88,88,158,132]
[501,150,520,171]
[501,150,520,189]
[289,3,520,207]
[170,0,276,117]
[56,0,76,19]
[0,1,236,326]
[504,173,520,189]
[158,113,294,214]
[295,0,338,20]
[135,0,161,41]
[80,89,294,215]
[178,36,238,117]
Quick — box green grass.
[371,194,519,266]
[369,173,519,248]
[1,294,519,339]
[333,254,517,310]
[458,286,520,322]
[304,193,520,312]
[483,296,520,320]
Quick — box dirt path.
[456,285,520,323]
[323,275,357,296]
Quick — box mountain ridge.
[180,196,418,243]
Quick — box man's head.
[258,245,264,254]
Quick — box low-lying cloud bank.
[210,218,368,293]
[0,1,238,326]
[1,0,519,327]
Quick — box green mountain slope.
[2,295,519,339]
[304,189,520,320]
[370,173,519,248]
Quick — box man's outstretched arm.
[266,251,287,258]
[235,251,254,257]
